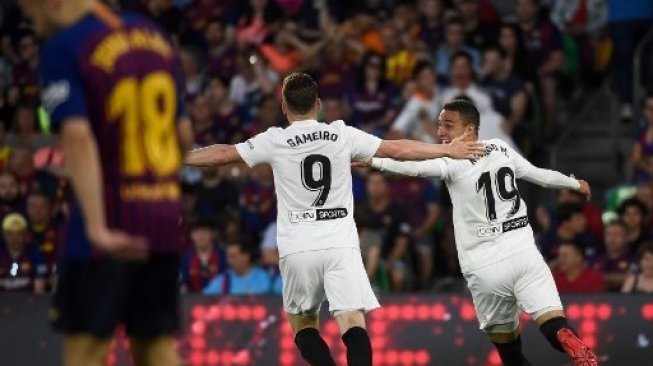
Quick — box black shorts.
[52,254,180,338]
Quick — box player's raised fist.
[571,174,592,201]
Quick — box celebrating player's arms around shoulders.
[184,114,484,167]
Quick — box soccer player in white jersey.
[368,99,598,366]
[184,74,484,366]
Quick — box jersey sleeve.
[510,144,580,190]
[235,129,276,167]
[371,157,449,179]
[39,42,88,132]
[344,125,382,161]
[391,98,419,132]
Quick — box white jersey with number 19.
[372,139,580,273]
[236,119,382,258]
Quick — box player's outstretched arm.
[185,144,245,167]
[513,149,591,200]
[375,130,483,160]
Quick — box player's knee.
[334,309,366,335]
[487,330,521,344]
[130,337,180,366]
[63,335,111,366]
[289,313,319,334]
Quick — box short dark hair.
[282,73,318,115]
[442,98,480,130]
[450,50,474,67]
[412,60,434,80]
[560,241,585,259]
[484,45,507,59]
[637,241,653,261]
[618,198,648,217]
[605,220,627,232]
[445,17,465,29]
[190,217,217,231]
[557,203,583,224]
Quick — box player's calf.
[335,310,372,366]
[295,327,336,366]
[539,317,598,366]
[489,332,532,366]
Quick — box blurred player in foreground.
[367,99,597,366]
[20,0,192,365]
[185,73,483,366]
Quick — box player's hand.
[571,174,591,201]
[89,227,149,261]
[351,160,371,168]
[447,131,485,159]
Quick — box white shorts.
[279,247,380,315]
[463,248,563,333]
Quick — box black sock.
[492,336,532,366]
[539,317,576,353]
[294,328,336,366]
[342,326,372,366]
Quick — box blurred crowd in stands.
[1,0,653,296]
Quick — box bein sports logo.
[476,224,501,237]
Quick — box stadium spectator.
[187,1,233,34]
[355,171,411,292]
[516,0,564,137]
[0,212,46,293]
[8,144,34,198]
[180,218,225,293]
[593,221,633,291]
[204,17,237,80]
[25,191,57,269]
[480,46,528,135]
[348,52,400,135]
[193,166,240,221]
[228,49,278,119]
[191,94,219,147]
[540,203,595,262]
[203,241,280,295]
[0,172,22,218]
[259,222,278,268]
[206,75,241,144]
[7,104,50,150]
[441,52,493,114]
[387,174,441,289]
[434,18,480,82]
[244,94,281,138]
[622,241,653,293]
[497,23,537,88]
[455,0,497,50]
[418,0,444,52]
[239,164,275,240]
[618,198,653,253]
[628,92,653,183]
[553,241,606,293]
[180,47,207,101]
[10,32,39,103]
[389,61,441,142]
[607,0,653,120]
[380,21,416,84]
[557,188,604,242]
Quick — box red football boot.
[556,328,598,366]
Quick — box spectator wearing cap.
[592,221,633,291]
[0,213,46,293]
[622,242,653,294]
[618,198,653,253]
[553,241,606,293]
[203,241,278,295]
[180,218,225,293]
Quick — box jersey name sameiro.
[236,120,382,258]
